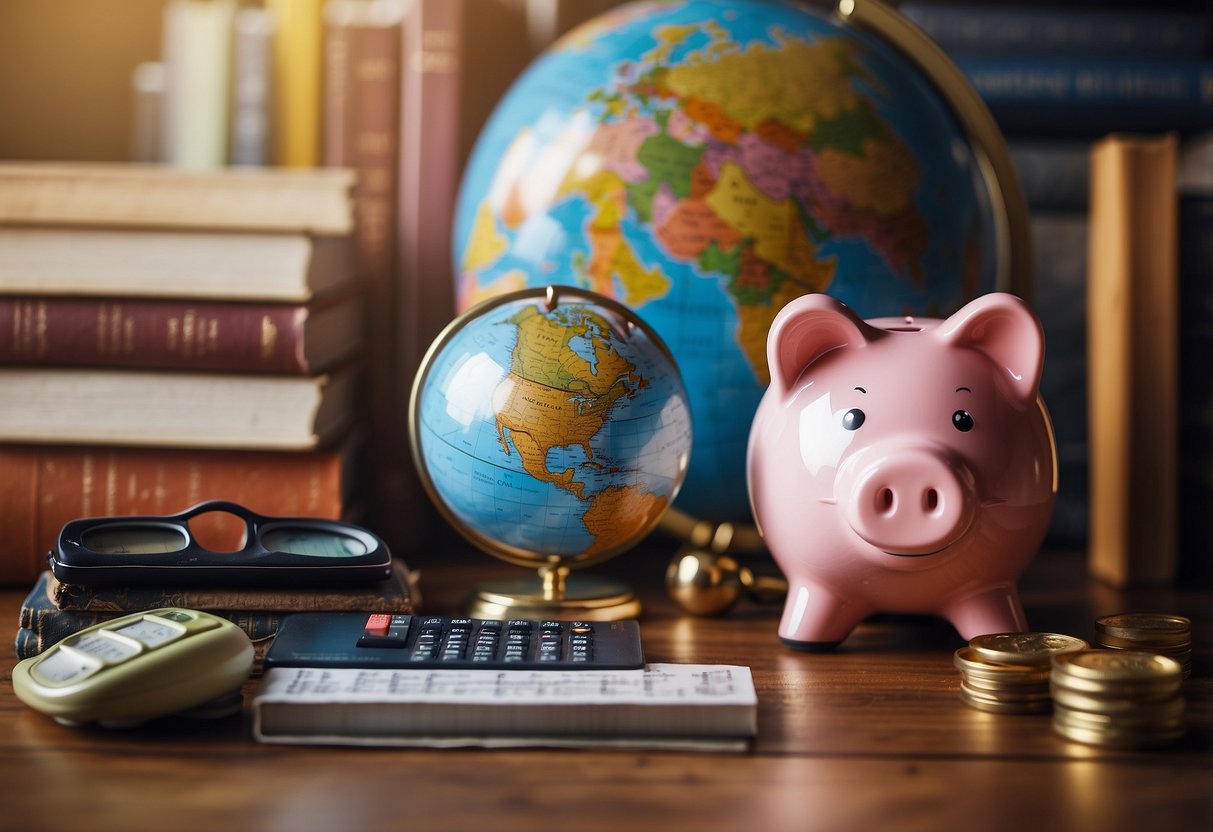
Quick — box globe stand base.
[464,574,642,621]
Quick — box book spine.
[899,4,1209,59]
[266,0,325,167]
[0,166,355,234]
[323,0,409,547]
[398,0,463,383]
[0,297,315,373]
[954,57,1213,135]
[16,611,114,659]
[1008,140,1090,212]
[130,62,167,164]
[161,0,236,169]
[1178,193,1213,583]
[1030,211,1089,544]
[230,7,276,167]
[0,446,345,586]
[1086,133,1179,587]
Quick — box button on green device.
[12,608,254,727]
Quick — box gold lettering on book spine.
[12,300,47,356]
[261,315,278,360]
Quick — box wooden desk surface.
[1,542,1209,832]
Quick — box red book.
[0,293,364,373]
[323,0,412,546]
[0,443,359,586]
[397,0,463,382]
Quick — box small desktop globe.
[410,287,692,607]
[453,0,1025,525]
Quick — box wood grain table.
[1,541,1209,832]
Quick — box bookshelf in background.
[905,1,1213,554]
[0,162,366,587]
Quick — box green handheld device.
[12,608,254,727]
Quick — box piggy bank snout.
[837,447,976,557]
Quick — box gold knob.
[665,547,786,616]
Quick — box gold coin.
[960,687,1052,714]
[970,632,1088,665]
[1048,671,1183,699]
[960,679,1052,702]
[1051,649,1182,682]
[961,674,1050,694]
[1052,699,1185,728]
[1095,613,1190,642]
[953,648,1051,682]
[1050,685,1183,715]
[1095,634,1191,651]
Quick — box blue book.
[15,571,286,660]
[1008,140,1090,211]
[900,3,1209,59]
[953,56,1213,136]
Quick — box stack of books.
[17,565,417,668]
[0,162,368,587]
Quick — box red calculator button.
[365,614,391,636]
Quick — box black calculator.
[264,613,645,671]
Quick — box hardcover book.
[0,442,361,585]
[0,163,354,234]
[1086,133,1179,586]
[0,365,359,450]
[0,293,365,373]
[15,563,416,662]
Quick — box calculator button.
[69,633,141,664]
[32,650,102,685]
[358,613,411,648]
[112,617,184,648]
[364,614,391,636]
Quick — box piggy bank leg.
[778,580,869,651]
[944,584,1028,640]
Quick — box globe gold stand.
[466,564,642,621]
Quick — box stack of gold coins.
[1095,613,1192,677]
[955,632,1088,714]
[1050,650,1186,748]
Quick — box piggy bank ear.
[766,294,876,396]
[936,292,1044,407]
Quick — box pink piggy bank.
[747,292,1056,650]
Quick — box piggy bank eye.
[842,408,865,431]
[952,410,975,432]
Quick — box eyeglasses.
[51,500,392,587]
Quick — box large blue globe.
[454,0,1007,522]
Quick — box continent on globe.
[492,304,646,500]
[454,0,1002,522]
